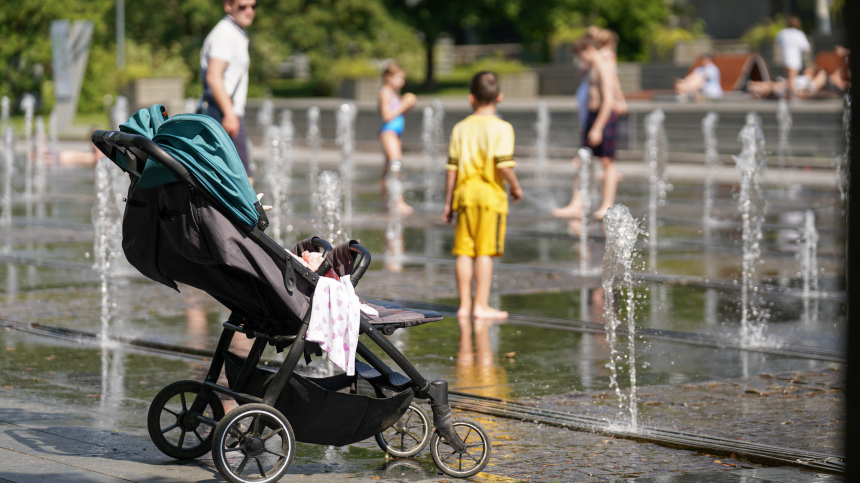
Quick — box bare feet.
[552,195,583,219]
[397,201,414,216]
[472,306,509,319]
[457,306,472,318]
[592,207,608,221]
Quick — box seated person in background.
[747,65,847,100]
[675,54,723,101]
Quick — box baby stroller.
[91,105,491,482]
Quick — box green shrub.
[468,53,529,76]
[741,15,787,51]
[648,21,707,61]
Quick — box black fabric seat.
[361,300,442,335]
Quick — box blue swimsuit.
[379,88,405,136]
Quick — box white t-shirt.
[200,16,249,117]
[775,27,810,71]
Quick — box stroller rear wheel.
[430,416,492,478]
[212,403,295,483]
[374,403,431,458]
[148,380,225,460]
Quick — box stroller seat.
[362,300,443,335]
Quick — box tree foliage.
[1,0,679,114]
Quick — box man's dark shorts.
[201,103,253,177]
[582,110,619,160]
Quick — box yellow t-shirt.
[446,114,516,213]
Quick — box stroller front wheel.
[374,403,431,458]
[212,403,295,483]
[430,416,492,478]
[147,380,225,460]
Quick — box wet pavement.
[0,144,848,481]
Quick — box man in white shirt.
[775,16,811,99]
[200,0,256,182]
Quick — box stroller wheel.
[374,403,431,458]
[430,416,492,478]
[212,403,295,483]
[147,380,225,460]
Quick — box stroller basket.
[223,351,413,446]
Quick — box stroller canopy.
[115,104,259,228]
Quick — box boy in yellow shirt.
[442,71,523,319]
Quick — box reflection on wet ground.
[0,164,846,481]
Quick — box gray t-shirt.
[200,16,249,117]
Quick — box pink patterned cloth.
[306,275,360,375]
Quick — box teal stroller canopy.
[114,104,259,228]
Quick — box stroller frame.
[92,129,491,482]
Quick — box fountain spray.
[534,101,550,205]
[702,112,719,226]
[34,117,47,218]
[422,105,438,209]
[314,171,346,244]
[836,94,851,202]
[776,98,792,190]
[799,210,819,324]
[644,109,669,271]
[21,94,35,219]
[733,115,769,346]
[602,204,642,431]
[336,102,357,221]
[264,125,284,244]
[307,107,321,188]
[385,162,405,272]
[1,128,13,229]
[279,110,295,245]
[578,147,593,273]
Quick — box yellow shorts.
[452,206,506,258]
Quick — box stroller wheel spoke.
[255,457,266,477]
[177,429,186,448]
[459,454,463,471]
[442,449,458,463]
[406,433,420,445]
[260,427,283,441]
[161,423,178,434]
[179,392,187,412]
[192,429,205,444]
[162,408,179,417]
[224,446,245,453]
[251,414,261,436]
[235,455,249,475]
[399,433,405,450]
[461,427,473,444]
[265,449,286,458]
[464,450,480,464]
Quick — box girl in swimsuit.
[379,62,417,215]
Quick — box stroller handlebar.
[92,130,191,182]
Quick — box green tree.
[0,0,114,113]
[252,0,424,92]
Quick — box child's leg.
[473,255,508,319]
[456,255,474,318]
[379,131,413,215]
[593,157,618,220]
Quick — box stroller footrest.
[362,300,443,335]
[355,360,411,388]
